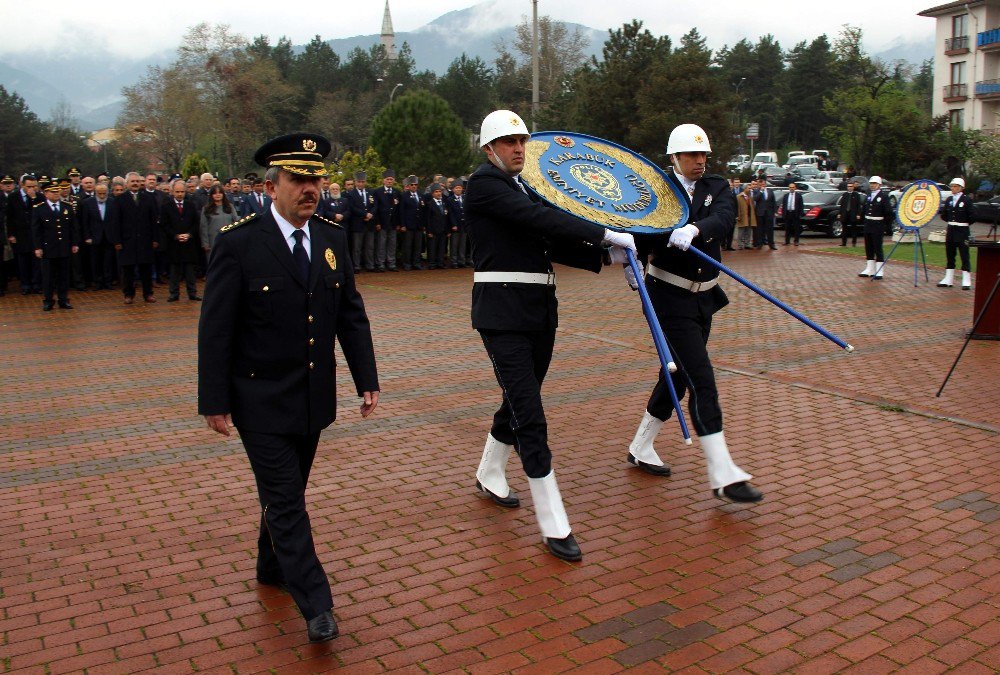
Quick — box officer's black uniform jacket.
[940,193,976,243]
[636,172,734,317]
[31,199,79,257]
[197,209,379,435]
[862,190,892,234]
[466,162,605,331]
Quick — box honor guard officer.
[32,180,79,310]
[467,109,636,562]
[198,133,380,643]
[937,177,975,290]
[626,123,763,504]
[858,176,891,279]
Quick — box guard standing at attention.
[625,124,763,504]
[32,180,79,310]
[858,176,891,280]
[467,109,636,562]
[198,133,379,643]
[937,177,975,290]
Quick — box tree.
[330,147,386,187]
[370,90,473,178]
[780,35,837,148]
[967,130,1000,184]
[715,35,785,150]
[181,152,211,178]
[119,65,202,172]
[436,55,496,130]
[0,85,91,175]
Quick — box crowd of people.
[0,167,471,309]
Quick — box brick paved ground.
[1,241,997,673]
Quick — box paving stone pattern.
[0,245,997,672]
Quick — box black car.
[776,190,847,237]
[974,196,1000,224]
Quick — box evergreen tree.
[370,90,473,177]
[436,55,496,131]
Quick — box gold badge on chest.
[325,248,337,270]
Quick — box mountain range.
[0,1,932,132]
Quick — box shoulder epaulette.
[313,214,343,229]
[220,212,257,233]
[33,201,46,208]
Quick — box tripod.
[873,226,929,287]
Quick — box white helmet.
[950,177,965,188]
[666,123,712,155]
[869,175,882,185]
[480,110,530,148]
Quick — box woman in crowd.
[200,185,238,253]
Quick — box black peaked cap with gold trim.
[254,132,331,177]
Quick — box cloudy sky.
[1,0,937,58]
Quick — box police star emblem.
[303,138,317,152]
[694,135,704,143]
[325,248,337,270]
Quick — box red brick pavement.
[0,245,996,673]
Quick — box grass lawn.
[818,241,978,272]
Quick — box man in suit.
[0,174,13,295]
[373,169,400,272]
[447,181,468,267]
[782,182,805,246]
[318,181,348,225]
[159,179,202,301]
[31,181,79,310]
[80,182,117,289]
[837,180,863,247]
[190,172,214,212]
[6,173,42,294]
[937,177,976,290]
[198,133,379,643]
[858,176,892,279]
[111,172,161,303]
[423,183,450,269]
[346,171,376,271]
[398,175,423,270]
[752,178,777,250]
[626,123,763,506]
[467,110,635,562]
[241,176,269,217]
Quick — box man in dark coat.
[467,110,635,562]
[937,176,976,290]
[110,172,161,303]
[346,171,377,271]
[240,177,269,218]
[837,180,863,247]
[858,176,892,279]
[198,133,379,644]
[31,182,79,310]
[447,181,468,267]
[398,175,424,270]
[782,182,805,246]
[753,178,777,250]
[6,173,42,294]
[626,123,763,505]
[79,182,118,289]
[317,180,348,225]
[159,179,202,301]
[0,174,12,295]
[373,169,400,271]
[423,183,450,269]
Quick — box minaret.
[380,0,397,61]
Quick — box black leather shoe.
[58,302,73,309]
[307,610,339,642]
[189,295,202,301]
[42,302,53,311]
[713,481,764,503]
[476,480,520,508]
[167,296,179,302]
[627,453,671,476]
[542,533,582,561]
[256,574,289,593]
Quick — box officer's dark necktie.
[292,229,309,284]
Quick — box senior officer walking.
[198,133,379,643]
[937,177,975,290]
[468,110,636,562]
[858,176,891,279]
[625,124,763,504]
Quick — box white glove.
[623,264,639,291]
[667,223,699,251]
[607,245,630,264]
[602,229,636,253]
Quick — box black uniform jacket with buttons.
[862,190,892,234]
[197,209,379,436]
[940,193,976,244]
[31,200,79,257]
[636,172,734,318]
[466,162,606,332]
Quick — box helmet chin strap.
[670,154,682,175]
[486,143,515,175]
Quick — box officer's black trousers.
[40,256,70,303]
[646,294,723,437]
[863,231,884,262]
[945,238,971,272]
[426,232,446,268]
[480,328,556,478]
[240,429,331,621]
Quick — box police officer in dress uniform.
[858,176,891,279]
[937,177,976,290]
[625,124,763,504]
[32,180,79,310]
[468,110,636,562]
[198,133,379,643]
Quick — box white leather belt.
[473,271,555,285]
[647,264,718,292]
[946,222,970,226]
[865,216,883,220]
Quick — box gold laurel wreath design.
[523,140,682,230]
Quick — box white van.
[751,151,778,171]
[787,154,821,170]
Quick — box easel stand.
[873,226,929,287]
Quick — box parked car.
[791,166,822,181]
[796,180,839,192]
[816,170,845,187]
[776,190,846,237]
[727,154,750,172]
[973,195,1000,224]
[751,151,778,171]
[764,165,792,185]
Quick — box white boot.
[873,260,885,279]
[628,411,670,475]
[858,260,875,277]
[700,431,752,490]
[938,269,954,287]
[528,471,581,560]
[475,434,518,506]
[962,271,972,290]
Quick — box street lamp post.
[733,77,747,152]
[389,83,403,103]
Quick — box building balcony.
[976,79,1000,98]
[978,28,1000,51]
[945,35,970,55]
[943,83,968,101]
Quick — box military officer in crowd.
[467,110,636,562]
[346,171,377,271]
[858,176,891,279]
[423,182,450,269]
[32,180,79,310]
[447,180,468,268]
[373,169,400,272]
[399,175,424,270]
[198,133,379,644]
[625,124,763,505]
[937,177,976,290]
[838,179,863,247]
